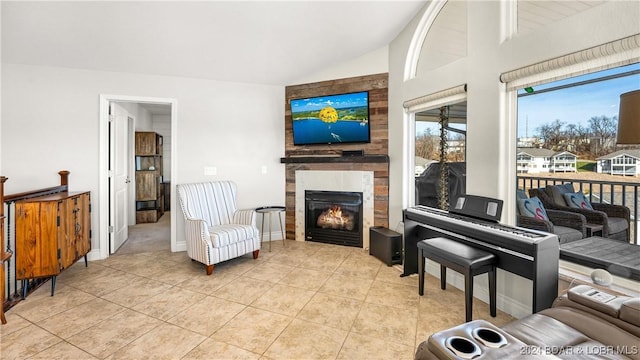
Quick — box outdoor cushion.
[608,217,629,236]
[554,226,584,245]
[517,196,549,221]
[564,192,594,210]
[547,183,576,206]
[516,189,528,200]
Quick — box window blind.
[500,34,640,91]
[403,84,467,113]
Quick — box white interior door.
[109,102,130,253]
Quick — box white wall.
[387,0,639,317]
[290,45,389,86]
[118,102,152,131]
[1,64,285,255]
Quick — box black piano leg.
[489,268,496,317]
[418,248,425,296]
[440,265,447,290]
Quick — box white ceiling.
[2,1,426,86]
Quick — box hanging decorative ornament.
[438,106,449,211]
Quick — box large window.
[516,62,640,246]
[414,102,467,208]
[518,63,640,159]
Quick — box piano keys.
[403,205,559,313]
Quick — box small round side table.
[256,206,286,252]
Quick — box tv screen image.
[290,91,370,145]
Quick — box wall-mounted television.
[290,91,370,145]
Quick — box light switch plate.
[204,166,217,176]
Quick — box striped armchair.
[177,181,261,275]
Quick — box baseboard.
[175,241,187,252]
[86,249,103,261]
[261,231,285,241]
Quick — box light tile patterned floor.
[1,240,515,359]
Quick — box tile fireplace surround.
[281,154,390,250]
[296,170,374,249]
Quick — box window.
[516,62,640,246]
[414,102,467,208]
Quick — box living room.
[1,1,639,359]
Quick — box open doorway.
[117,102,172,255]
[98,95,179,260]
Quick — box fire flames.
[316,206,355,231]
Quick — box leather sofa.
[415,284,640,359]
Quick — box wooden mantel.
[280,155,389,164]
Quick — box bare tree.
[537,119,565,150]
[415,128,440,160]
[588,115,617,156]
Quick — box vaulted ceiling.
[2,1,427,86]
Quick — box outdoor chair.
[516,190,587,244]
[529,184,630,242]
[177,181,261,275]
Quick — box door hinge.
[90,230,92,239]
[57,215,60,227]
[57,248,61,259]
[109,114,114,122]
[108,226,114,233]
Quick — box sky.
[415,63,640,138]
[290,91,368,113]
[517,63,640,138]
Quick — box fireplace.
[305,190,363,247]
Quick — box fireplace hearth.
[305,190,363,247]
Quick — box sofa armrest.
[233,209,256,227]
[184,218,213,248]
[620,298,640,327]
[566,284,630,317]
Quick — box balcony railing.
[517,175,639,245]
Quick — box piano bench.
[418,237,497,323]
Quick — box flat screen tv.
[290,91,370,145]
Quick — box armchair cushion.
[554,226,584,244]
[517,196,549,221]
[210,224,260,248]
[563,192,594,210]
[608,217,629,237]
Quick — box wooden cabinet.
[15,191,91,296]
[135,132,164,223]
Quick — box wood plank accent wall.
[283,73,389,241]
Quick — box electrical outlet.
[261,166,268,174]
[204,166,217,176]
